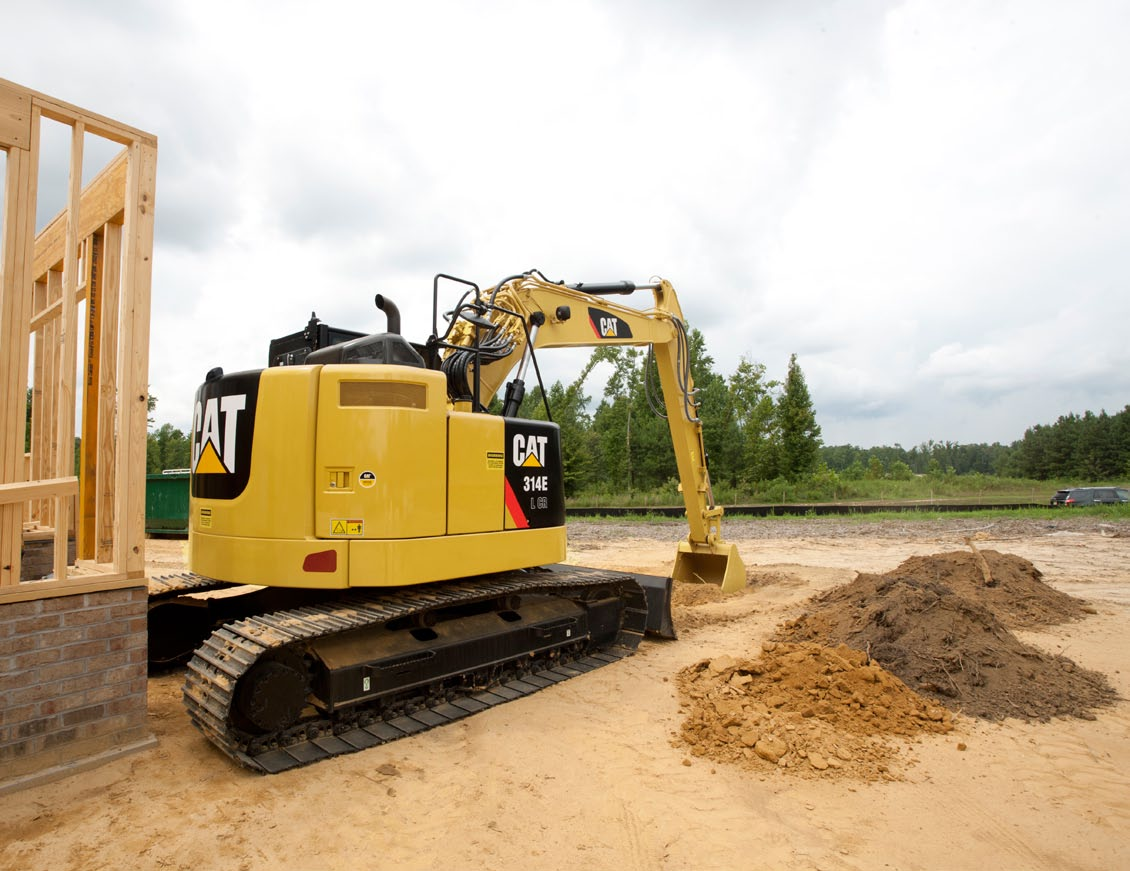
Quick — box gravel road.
[566,513,1129,544]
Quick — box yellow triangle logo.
[194,441,229,474]
[332,521,346,534]
[521,453,543,468]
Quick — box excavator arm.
[437,271,746,593]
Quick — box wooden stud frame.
[0,78,156,603]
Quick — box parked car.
[1049,489,1072,506]
[1063,487,1130,507]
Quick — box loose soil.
[772,551,1118,721]
[674,547,1117,781]
[677,642,953,781]
[3,515,1129,870]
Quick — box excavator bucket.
[672,540,747,594]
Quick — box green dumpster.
[146,469,190,536]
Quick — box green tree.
[683,329,740,487]
[843,458,865,480]
[145,393,191,474]
[147,423,192,474]
[628,354,677,491]
[518,350,604,496]
[889,459,914,481]
[1009,405,1130,480]
[591,347,641,492]
[729,357,778,482]
[776,353,821,480]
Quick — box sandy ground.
[3,515,1129,871]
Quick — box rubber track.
[182,567,647,773]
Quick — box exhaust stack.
[375,294,401,334]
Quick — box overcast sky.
[6,0,1128,448]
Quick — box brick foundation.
[0,586,152,785]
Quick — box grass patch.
[722,505,1130,523]
[569,504,1130,524]
[567,475,1129,509]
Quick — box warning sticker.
[331,519,364,536]
[486,451,505,471]
[199,507,212,529]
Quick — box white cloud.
[6,0,1128,446]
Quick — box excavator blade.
[672,541,747,594]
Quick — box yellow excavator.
[151,269,744,772]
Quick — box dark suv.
[1063,487,1130,507]
[1049,489,1072,506]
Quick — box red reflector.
[303,550,338,573]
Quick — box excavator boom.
[439,271,746,592]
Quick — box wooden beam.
[114,140,157,577]
[33,150,126,279]
[0,77,156,150]
[96,222,122,563]
[0,477,78,504]
[0,153,25,586]
[41,270,63,528]
[78,232,104,559]
[0,115,38,587]
[28,278,99,331]
[0,79,31,149]
[30,278,46,523]
[52,121,84,582]
[0,570,144,605]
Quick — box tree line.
[1007,408,1130,481]
[819,408,1130,483]
[509,337,1128,492]
[138,340,1128,489]
[506,329,822,497]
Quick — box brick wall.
[19,535,77,582]
[0,586,150,784]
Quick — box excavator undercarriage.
[177,567,659,772]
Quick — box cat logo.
[192,394,247,475]
[191,371,259,501]
[513,433,548,468]
[587,307,633,340]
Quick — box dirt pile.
[669,569,802,631]
[677,642,952,781]
[670,580,742,631]
[883,549,1095,628]
[671,583,726,607]
[773,552,1118,721]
